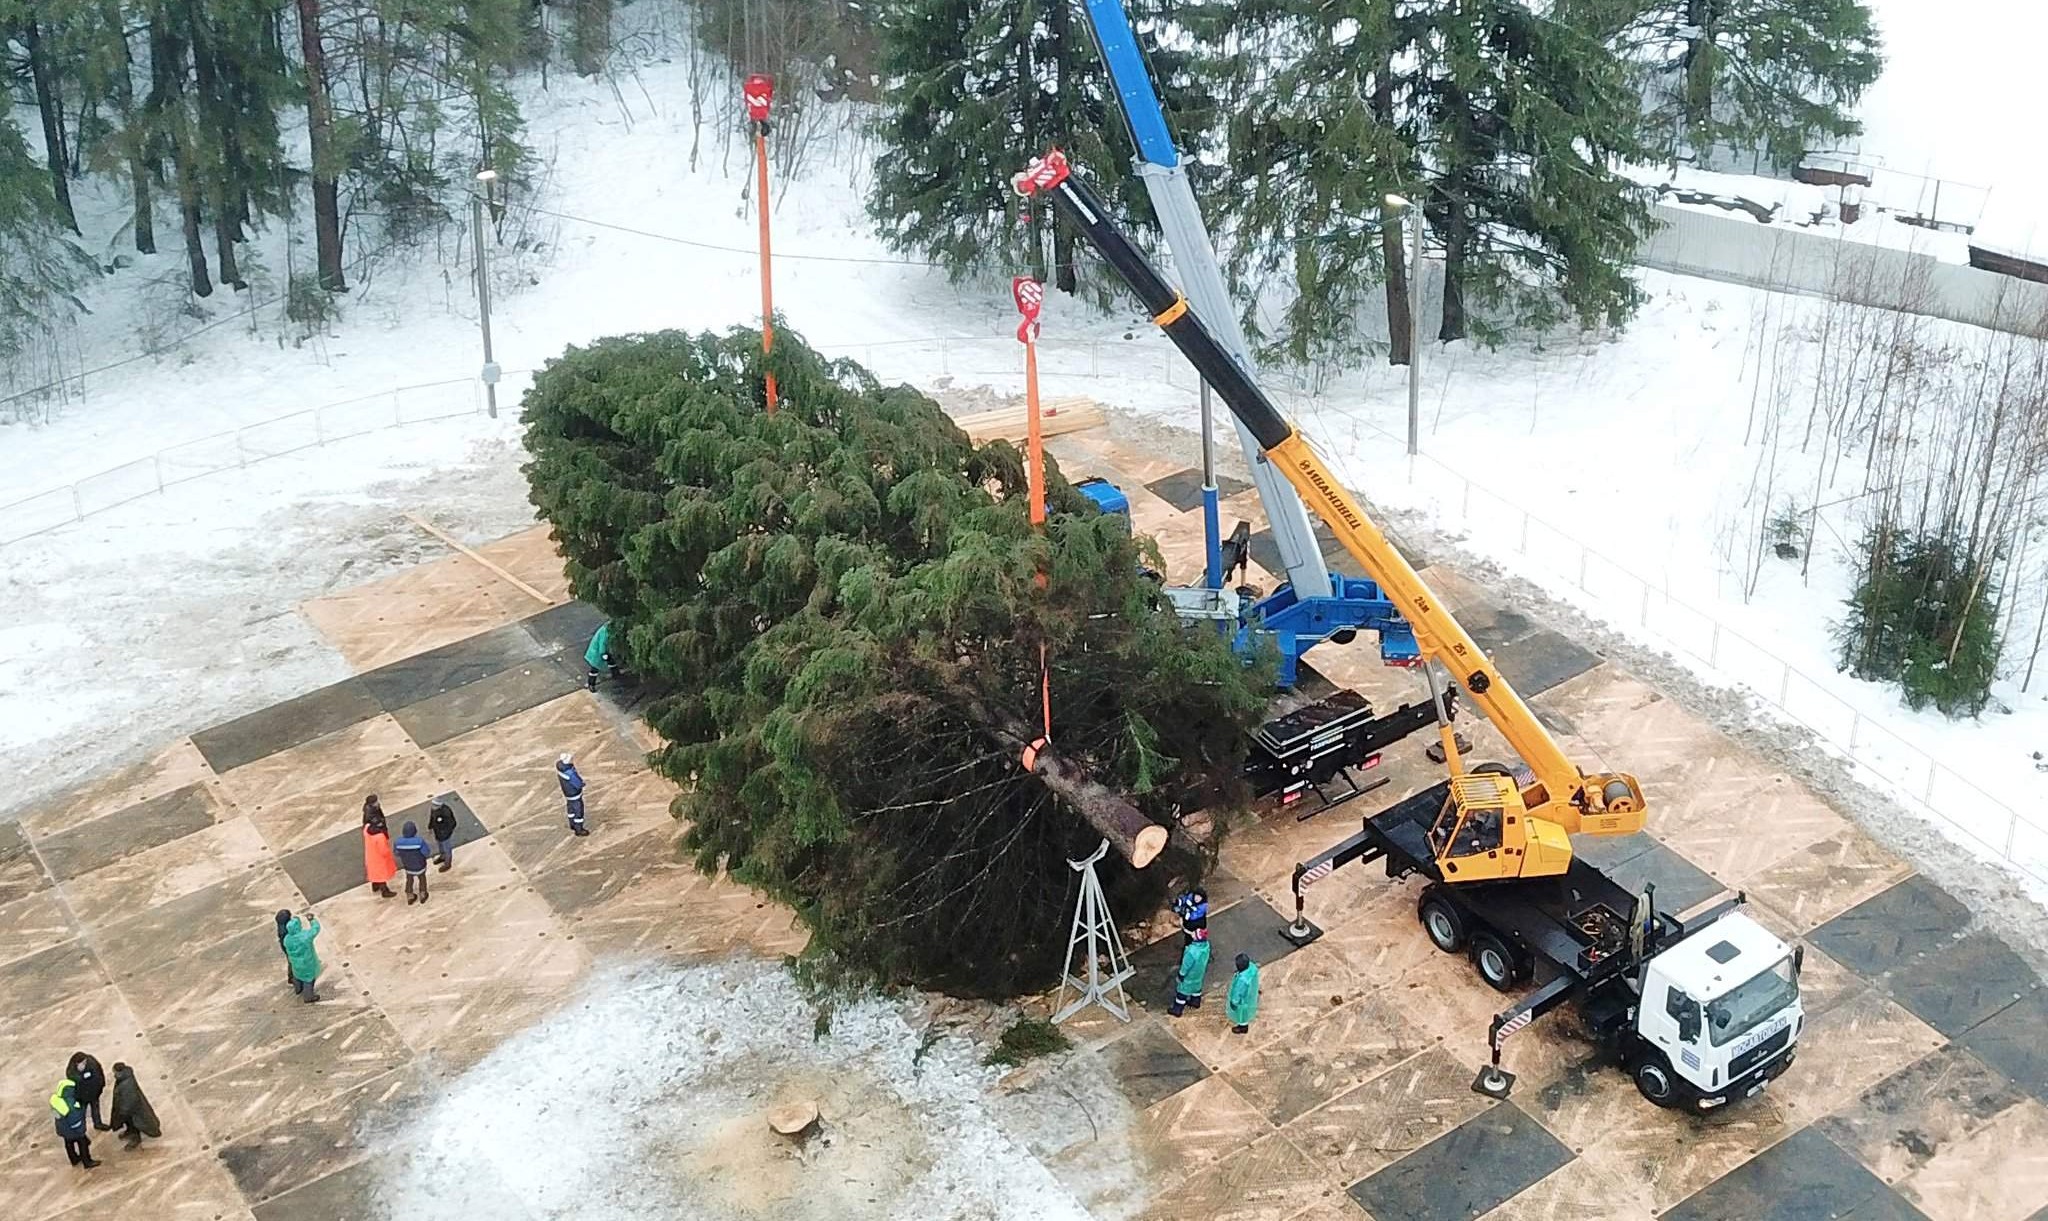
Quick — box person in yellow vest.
[50,1071,98,1169]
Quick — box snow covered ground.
[368,960,1108,1221]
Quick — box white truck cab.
[1633,912,1803,1109]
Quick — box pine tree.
[294,0,344,290]
[180,0,293,290]
[0,117,91,360]
[522,325,1266,992]
[67,0,159,254]
[4,6,83,233]
[1418,1,1656,342]
[1563,0,1882,169]
[1199,1,1654,354]
[1188,0,1413,365]
[868,0,1215,295]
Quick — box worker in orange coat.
[362,795,398,898]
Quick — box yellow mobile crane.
[1018,153,1808,1112]
[1013,151,1645,885]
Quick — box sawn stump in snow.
[768,1101,820,1139]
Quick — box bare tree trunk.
[23,18,80,233]
[177,165,212,297]
[1681,0,1716,149]
[153,11,213,296]
[1371,70,1410,366]
[295,0,346,290]
[1438,192,1468,342]
[98,1,157,254]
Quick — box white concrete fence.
[1638,202,2048,335]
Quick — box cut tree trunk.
[23,18,79,233]
[295,0,346,290]
[990,714,1166,868]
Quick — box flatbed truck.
[1289,783,1803,1109]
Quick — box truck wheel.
[1633,1056,1680,1108]
[1470,933,1520,992]
[1473,761,1515,776]
[1418,888,1467,954]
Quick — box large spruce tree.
[867,0,1214,295]
[1199,0,1654,354]
[522,326,1266,993]
[1562,0,1882,169]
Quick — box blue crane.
[1073,0,1415,684]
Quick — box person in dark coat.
[67,1052,110,1131]
[557,752,589,836]
[427,799,458,872]
[49,1071,97,1168]
[363,796,397,898]
[392,821,432,903]
[275,908,295,988]
[107,1063,161,1150]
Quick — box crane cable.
[1013,272,1053,771]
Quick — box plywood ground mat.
[5,457,2045,1220]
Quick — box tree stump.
[767,1101,820,1140]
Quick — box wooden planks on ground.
[952,396,1106,444]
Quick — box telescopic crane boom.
[1014,151,1646,882]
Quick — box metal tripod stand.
[1052,840,1135,1024]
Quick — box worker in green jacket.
[282,913,322,1003]
[1168,931,1211,1017]
[1228,953,1261,1035]
[584,622,621,692]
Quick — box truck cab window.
[1705,957,1799,1046]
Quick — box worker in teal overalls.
[584,621,621,692]
[1227,953,1261,1035]
[1168,929,1211,1017]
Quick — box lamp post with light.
[472,168,500,419]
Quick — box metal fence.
[0,376,493,546]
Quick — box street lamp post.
[472,169,500,419]
[1386,193,1423,457]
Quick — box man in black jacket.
[67,1052,111,1132]
[427,799,459,872]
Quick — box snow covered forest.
[4,0,2048,891]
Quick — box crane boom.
[1074,0,1333,605]
[1015,151,1646,882]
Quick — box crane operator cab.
[1427,772,1575,882]
[1629,913,1804,1109]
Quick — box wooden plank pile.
[952,395,1106,444]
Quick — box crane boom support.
[1014,152,1646,874]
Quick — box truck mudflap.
[1693,1045,1796,1112]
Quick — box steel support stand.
[1052,840,1135,1025]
